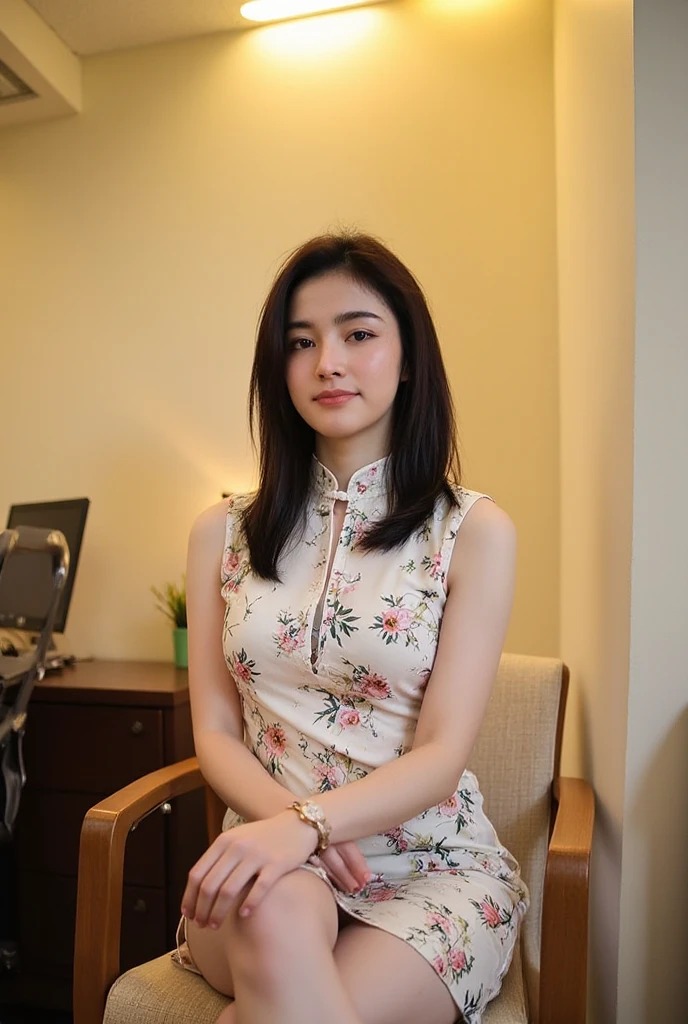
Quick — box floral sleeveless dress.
[175,456,528,1023]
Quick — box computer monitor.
[0,498,90,634]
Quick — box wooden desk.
[2,660,207,1013]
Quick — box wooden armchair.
[73,653,594,1024]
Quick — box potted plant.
[151,575,188,668]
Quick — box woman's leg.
[186,868,363,1024]
[333,921,460,1024]
[210,916,460,1024]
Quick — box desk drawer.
[18,872,168,973]
[15,789,166,887]
[23,704,164,793]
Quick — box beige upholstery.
[103,652,564,1024]
[468,652,563,1022]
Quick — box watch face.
[302,801,322,821]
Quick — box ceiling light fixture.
[240,0,372,23]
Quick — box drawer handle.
[133,898,147,914]
[131,720,144,735]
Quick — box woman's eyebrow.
[286,310,384,330]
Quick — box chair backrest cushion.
[467,652,564,1022]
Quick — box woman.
[174,232,528,1024]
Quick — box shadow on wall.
[631,704,688,1020]
[586,792,622,1024]
[74,435,225,660]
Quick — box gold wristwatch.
[289,800,332,852]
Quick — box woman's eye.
[288,338,314,350]
[350,330,373,342]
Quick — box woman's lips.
[315,392,358,406]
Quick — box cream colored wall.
[556,1,688,1020]
[0,0,558,663]
[617,2,688,1019]
[553,1,635,1021]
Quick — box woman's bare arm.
[186,501,300,823]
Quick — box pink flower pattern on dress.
[357,672,392,701]
[434,954,447,976]
[384,607,413,635]
[469,894,514,936]
[364,879,399,902]
[230,648,259,686]
[439,795,459,816]
[274,610,308,656]
[223,549,241,575]
[260,724,288,776]
[480,900,501,928]
[385,825,409,853]
[426,909,453,934]
[337,706,360,728]
[370,594,440,649]
[422,551,445,582]
[449,947,470,974]
[263,725,287,758]
[312,761,348,789]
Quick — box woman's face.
[285,271,405,452]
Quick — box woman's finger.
[319,846,360,893]
[309,854,341,890]
[191,846,247,926]
[181,837,230,920]
[206,859,259,928]
[239,862,282,917]
[336,841,371,889]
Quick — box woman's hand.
[313,840,371,895]
[181,810,318,927]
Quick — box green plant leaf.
[151,573,187,628]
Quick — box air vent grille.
[0,59,35,105]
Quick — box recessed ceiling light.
[240,0,373,24]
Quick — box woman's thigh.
[185,866,340,997]
[334,921,459,1024]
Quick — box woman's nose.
[315,341,345,378]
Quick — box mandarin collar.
[311,455,389,502]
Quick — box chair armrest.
[73,756,205,1024]
[539,776,595,1024]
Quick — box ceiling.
[25,0,259,56]
[2,0,385,127]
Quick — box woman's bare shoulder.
[189,499,232,551]
[459,494,515,536]
[447,496,516,589]
[189,493,254,554]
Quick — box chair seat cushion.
[104,942,528,1024]
[483,943,528,1023]
[104,954,227,1023]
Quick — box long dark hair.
[242,231,462,580]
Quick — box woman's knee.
[185,915,236,997]
[231,869,338,976]
[239,868,336,942]
[187,868,337,992]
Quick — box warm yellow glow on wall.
[422,0,515,14]
[241,0,375,23]
[248,4,382,59]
